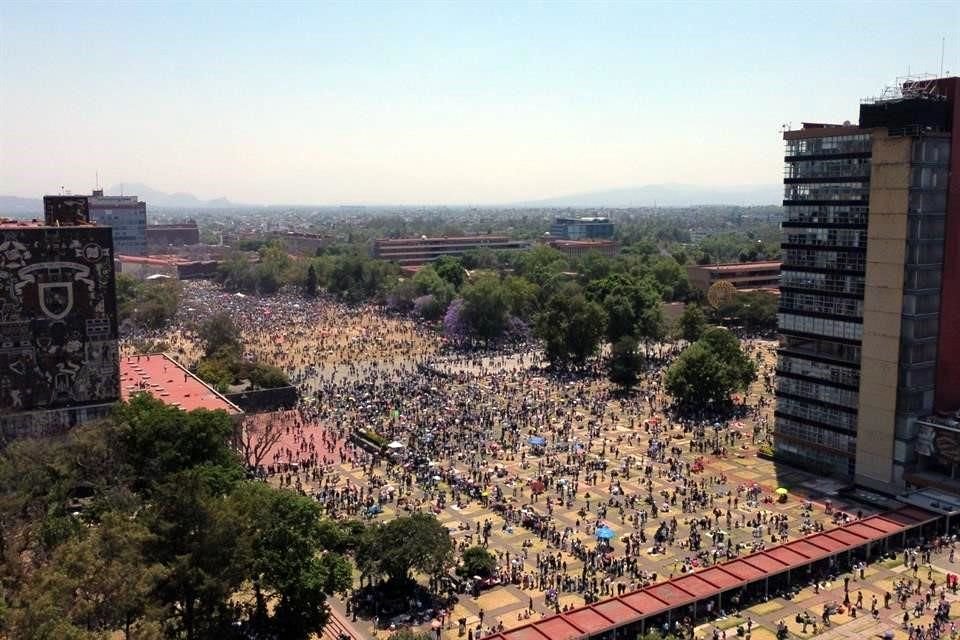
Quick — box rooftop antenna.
[941,37,946,77]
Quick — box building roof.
[547,240,619,247]
[690,261,782,273]
[0,217,99,229]
[783,124,863,140]
[120,353,242,415]
[481,506,936,640]
[375,235,514,245]
[117,254,186,266]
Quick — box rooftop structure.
[372,235,529,266]
[116,253,221,280]
[1,198,119,442]
[88,189,147,256]
[146,222,200,249]
[120,353,242,415]
[774,76,960,492]
[686,261,781,293]
[481,507,937,640]
[546,239,620,258]
[549,216,615,241]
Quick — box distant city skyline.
[1,1,957,205]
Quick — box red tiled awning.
[564,607,616,635]
[646,582,696,608]
[843,522,891,542]
[672,574,721,599]
[824,529,868,546]
[786,539,833,560]
[480,507,937,640]
[502,626,553,640]
[804,533,849,553]
[530,616,583,640]
[722,559,768,582]
[695,566,747,590]
[766,545,813,566]
[593,598,644,623]
[742,553,790,574]
[620,590,671,616]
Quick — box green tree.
[665,327,756,410]
[116,273,141,321]
[230,482,352,639]
[10,514,165,640]
[535,284,607,367]
[355,513,452,585]
[461,275,508,341]
[515,245,568,287]
[458,546,497,578]
[197,312,242,357]
[676,304,707,342]
[434,255,467,290]
[114,394,242,490]
[134,279,182,330]
[305,264,318,297]
[389,631,433,640]
[412,266,456,308]
[608,336,642,391]
[603,293,636,342]
[502,275,540,320]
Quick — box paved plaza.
[133,291,957,640]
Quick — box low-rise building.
[146,222,200,249]
[120,353,242,416]
[547,239,620,258]
[117,254,221,280]
[686,261,781,293]
[88,189,147,255]
[549,216,615,240]
[0,200,120,442]
[373,235,529,266]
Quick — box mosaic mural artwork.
[0,225,119,416]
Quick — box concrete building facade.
[774,76,960,494]
[549,216,615,240]
[547,239,620,258]
[0,198,120,443]
[146,222,200,250]
[686,261,781,294]
[372,235,529,266]
[88,189,147,255]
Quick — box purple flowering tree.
[443,298,469,342]
[413,294,436,318]
[505,315,531,342]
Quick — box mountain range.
[512,183,782,208]
[1,182,782,215]
[0,184,234,216]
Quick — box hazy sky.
[1,1,957,205]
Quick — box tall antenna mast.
[941,37,946,77]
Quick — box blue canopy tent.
[528,436,546,446]
[596,525,615,541]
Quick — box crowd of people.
[119,281,960,640]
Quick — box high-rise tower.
[775,76,960,493]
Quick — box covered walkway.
[482,506,939,640]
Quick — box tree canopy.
[355,512,453,585]
[0,396,351,640]
[535,284,607,367]
[665,327,757,411]
[608,336,643,391]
